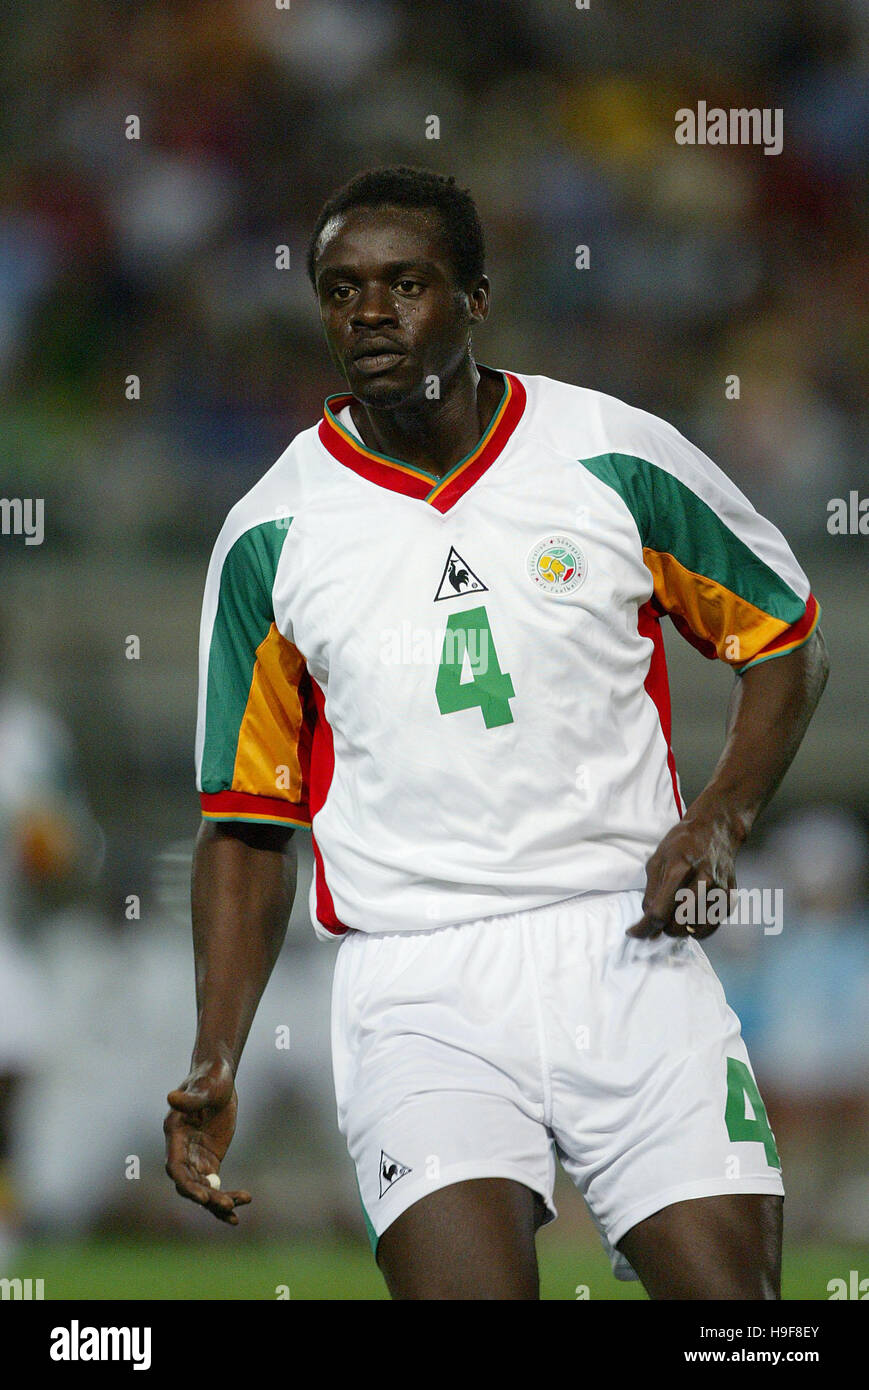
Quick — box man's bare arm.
[164,819,297,1222]
[189,819,298,1069]
[629,628,830,938]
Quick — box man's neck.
[348,360,504,479]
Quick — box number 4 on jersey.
[435,605,515,729]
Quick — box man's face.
[313,205,488,408]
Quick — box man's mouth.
[351,339,406,374]
[350,355,405,378]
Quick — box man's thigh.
[376,1178,547,1300]
[550,896,784,1284]
[331,916,559,1281]
[618,1192,783,1300]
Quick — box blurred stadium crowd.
[2,0,866,543]
[0,0,866,1268]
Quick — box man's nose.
[351,283,396,324]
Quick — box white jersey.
[195,370,819,940]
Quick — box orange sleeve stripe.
[737,594,820,672]
[643,548,802,666]
[231,623,308,803]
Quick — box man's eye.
[331,285,355,301]
[396,279,422,294]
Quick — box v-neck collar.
[317,369,526,514]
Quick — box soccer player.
[164,167,829,1300]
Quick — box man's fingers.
[165,1153,251,1218]
[679,878,734,939]
[164,1129,226,1208]
[632,872,732,940]
[165,1160,211,1207]
[199,1187,251,1225]
[626,911,667,940]
[627,857,696,938]
[628,820,741,940]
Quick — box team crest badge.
[379,1150,412,1198]
[526,535,587,596]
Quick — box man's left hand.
[627,810,743,940]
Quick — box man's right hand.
[164,1057,251,1225]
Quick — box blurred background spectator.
[0,0,865,1275]
[0,603,102,1263]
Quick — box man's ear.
[467,275,491,326]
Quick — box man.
[165,167,829,1300]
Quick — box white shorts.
[330,889,784,1279]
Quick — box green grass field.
[7,1237,861,1300]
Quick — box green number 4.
[724,1057,781,1169]
[435,605,515,729]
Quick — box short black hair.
[306,166,486,291]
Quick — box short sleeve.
[195,517,313,828]
[580,421,820,675]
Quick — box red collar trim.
[317,370,526,513]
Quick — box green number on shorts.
[724,1057,780,1169]
[435,605,515,729]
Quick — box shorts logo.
[526,535,587,597]
[379,1149,412,1198]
